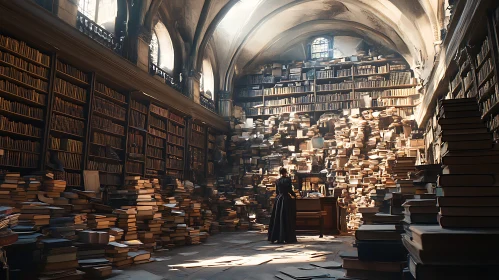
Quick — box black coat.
[268,176,297,243]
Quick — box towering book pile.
[114,207,137,241]
[341,225,407,279]
[402,98,499,279]
[0,172,22,207]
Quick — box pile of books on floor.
[342,224,407,279]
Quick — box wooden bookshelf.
[126,98,148,177]
[235,57,419,119]
[189,122,205,181]
[87,81,127,188]
[207,128,216,178]
[146,103,168,178]
[166,111,185,180]
[0,33,224,185]
[0,34,49,172]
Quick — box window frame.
[309,36,333,60]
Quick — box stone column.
[137,29,152,72]
[187,70,201,103]
[57,0,79,27]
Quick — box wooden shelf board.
[0,73,48,93]
[54,91,86,105]
[0,45,50,68]
[147,143,165,149]
[0,147,40,154]
[48,148,82,155]
[0,88,45,107]
[166,167,184,171]
[0,109,43,122]
[478,70,495,89]
[56,70,89,87]
[0,129,41,139]
[150,110,169,120]
[167,142,184,148]
[94,90,127,105]
[51,129,84,139]
[476,50,491,71]
[91,142,123,151]
[53,110,86,121]
[168,132,184,138]
[482,101,499,120]
[89,154,123,162]
[127,158,145,163]
[146,155,165,160]
[169,119,185,127]
[149,124,167,132]
[92,110,126,123]
[91,127,125,138]
[130,107,147,114]
[0,59,49,81]
[316,89,353,94]
[264,91,314,98]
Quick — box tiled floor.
[110,231,355,280]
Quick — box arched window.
[150,31,159,66]
[200,59,215,100]
[78,0,117,32]
[150,21,175,73]
[311,37,331,59]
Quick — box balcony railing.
[200,94,216,112]
[76,11,123,54]
[150,63,184,93]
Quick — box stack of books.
[402,199,438,224]
[0,172,22,208]
[403,98,499,279]
[39,238,82,280]
[24,174,42,201]
[86,214,114,230]
[42,179,67,198]
[18,202,64,228]
[114,207,137,241]
[77,258,112,279]
[342,225,407,279]
[186,227,200,245]
[105,242,132,268]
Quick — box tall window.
[150,31,159,66]
[150,22,175,73]
[200,59,215,100]
[311,37,330,59]
[78,0,117,32]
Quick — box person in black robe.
[268,167,297,244]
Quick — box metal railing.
[76,11,123,54]
[200,94,216,112]
[150,63,184,93]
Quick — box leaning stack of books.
[403,98,499,279]
[114,207,138,241]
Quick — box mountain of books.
[228,104,424,231]
[0,171,221,279]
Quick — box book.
[438,214,499,228]
[355,225,403,241]
[437,196,499,207]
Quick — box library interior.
[0,0,498,279]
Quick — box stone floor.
[108,231,355,280]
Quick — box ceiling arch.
[205,0,439,91]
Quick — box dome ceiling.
[205,0,441,90]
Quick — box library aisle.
[118,232,354,280]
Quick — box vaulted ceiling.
[153,0,444,92]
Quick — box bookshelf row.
[444,9,499,142]
[0,33,221,186]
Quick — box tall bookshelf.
[166,111,185,180]
[0,32,224,186]
[207,128,216,178]
[147,103,168,178]
[235,58,419,119]
[127,98,148,177]
[0,34,48,172]
[87,81,127,189]
[189,122,205,181]
[48,58,91,188]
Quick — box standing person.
[268,167,297,244]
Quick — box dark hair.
[279,167,287,176]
